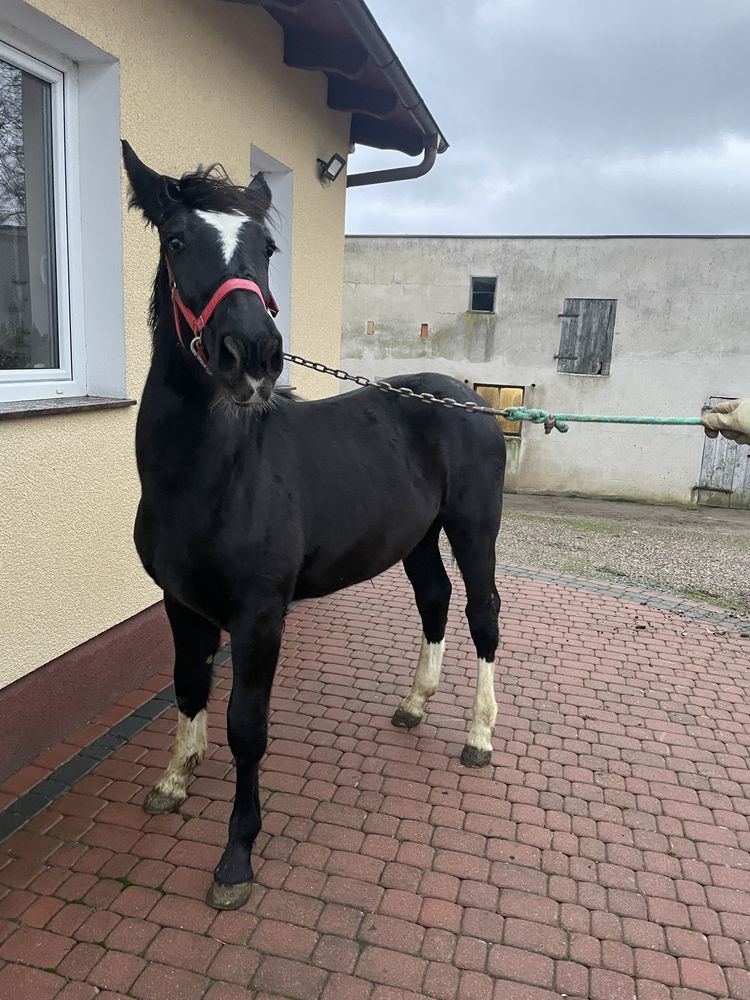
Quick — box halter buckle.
[190,336,209,370]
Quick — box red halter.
[164,256,279,371]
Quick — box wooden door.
[696,397,750,509]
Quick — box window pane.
[0,56,58,371]
[498,385,524,435]
[472,291,494,311]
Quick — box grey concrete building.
[342,236,750,508]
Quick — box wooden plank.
[698,434,735,492]
[577,299,616,375]
[283,31,368,78]
[599,299,616,376]
[695,488,732,509]
[730,445,750,510]
[556,298,580,374]
[697,396,745,506]
[328,78,398,117]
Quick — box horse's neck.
[139,322,220,461]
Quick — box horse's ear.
[247,171,272,218]
[121,140,176,225]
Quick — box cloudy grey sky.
[345,0,750,235]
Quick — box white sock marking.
[152,709,208,801]
[466,658,497,753]
[400,637,445,718]
[195,209,249,265]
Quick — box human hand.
[701,399,750,446]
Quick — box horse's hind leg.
[443,517,501,768]
[392,521,451,730]
[144,594,219,814]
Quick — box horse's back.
[368,371,506,474]
[294,370,506,482]
[327,370,506,518]
[312,371,502,436]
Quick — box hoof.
[461,745,492,768]
[143,787,185,815]
[207,880,253,910]
[391,707,422,730]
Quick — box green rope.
[501,407,704,434]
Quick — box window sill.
[0,396,136,421]
[467,310,495,315]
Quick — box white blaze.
[195,209,249,265]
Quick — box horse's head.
[122,141,283,407]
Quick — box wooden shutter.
[557,298,616,375]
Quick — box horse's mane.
[162,164,271,224]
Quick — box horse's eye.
[265,242,276,260]
[167,236,184,254]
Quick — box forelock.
[165,163,271,224]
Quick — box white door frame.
[250,145,292,385]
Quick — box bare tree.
[0,57,30,367]
[0,58,26,227]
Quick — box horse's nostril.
[262,337,283,371]
[221,335,243,373]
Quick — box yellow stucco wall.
[0,0,349,687]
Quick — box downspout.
[346,135,439,188]
[337,0,446,189]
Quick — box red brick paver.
[1,566,749,999]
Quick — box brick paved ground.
[1,565,750,1000]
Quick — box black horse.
[122,141,506,909]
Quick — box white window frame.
[0,3,126,408]
[250,146,293,385]
[0,36,85,402]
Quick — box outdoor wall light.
[317,152,347,183]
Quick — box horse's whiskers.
[210,391,278,423]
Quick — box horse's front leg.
[208,602,283,910]
[144,594,219,814]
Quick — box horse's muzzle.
[218,332,282,405]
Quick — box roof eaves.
[335,0,448,154]
[222,0,447,156]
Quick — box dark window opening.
[556,298,616,375]
[470,276,496,313]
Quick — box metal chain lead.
[283,353,507,418]
[283,353,704,435]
